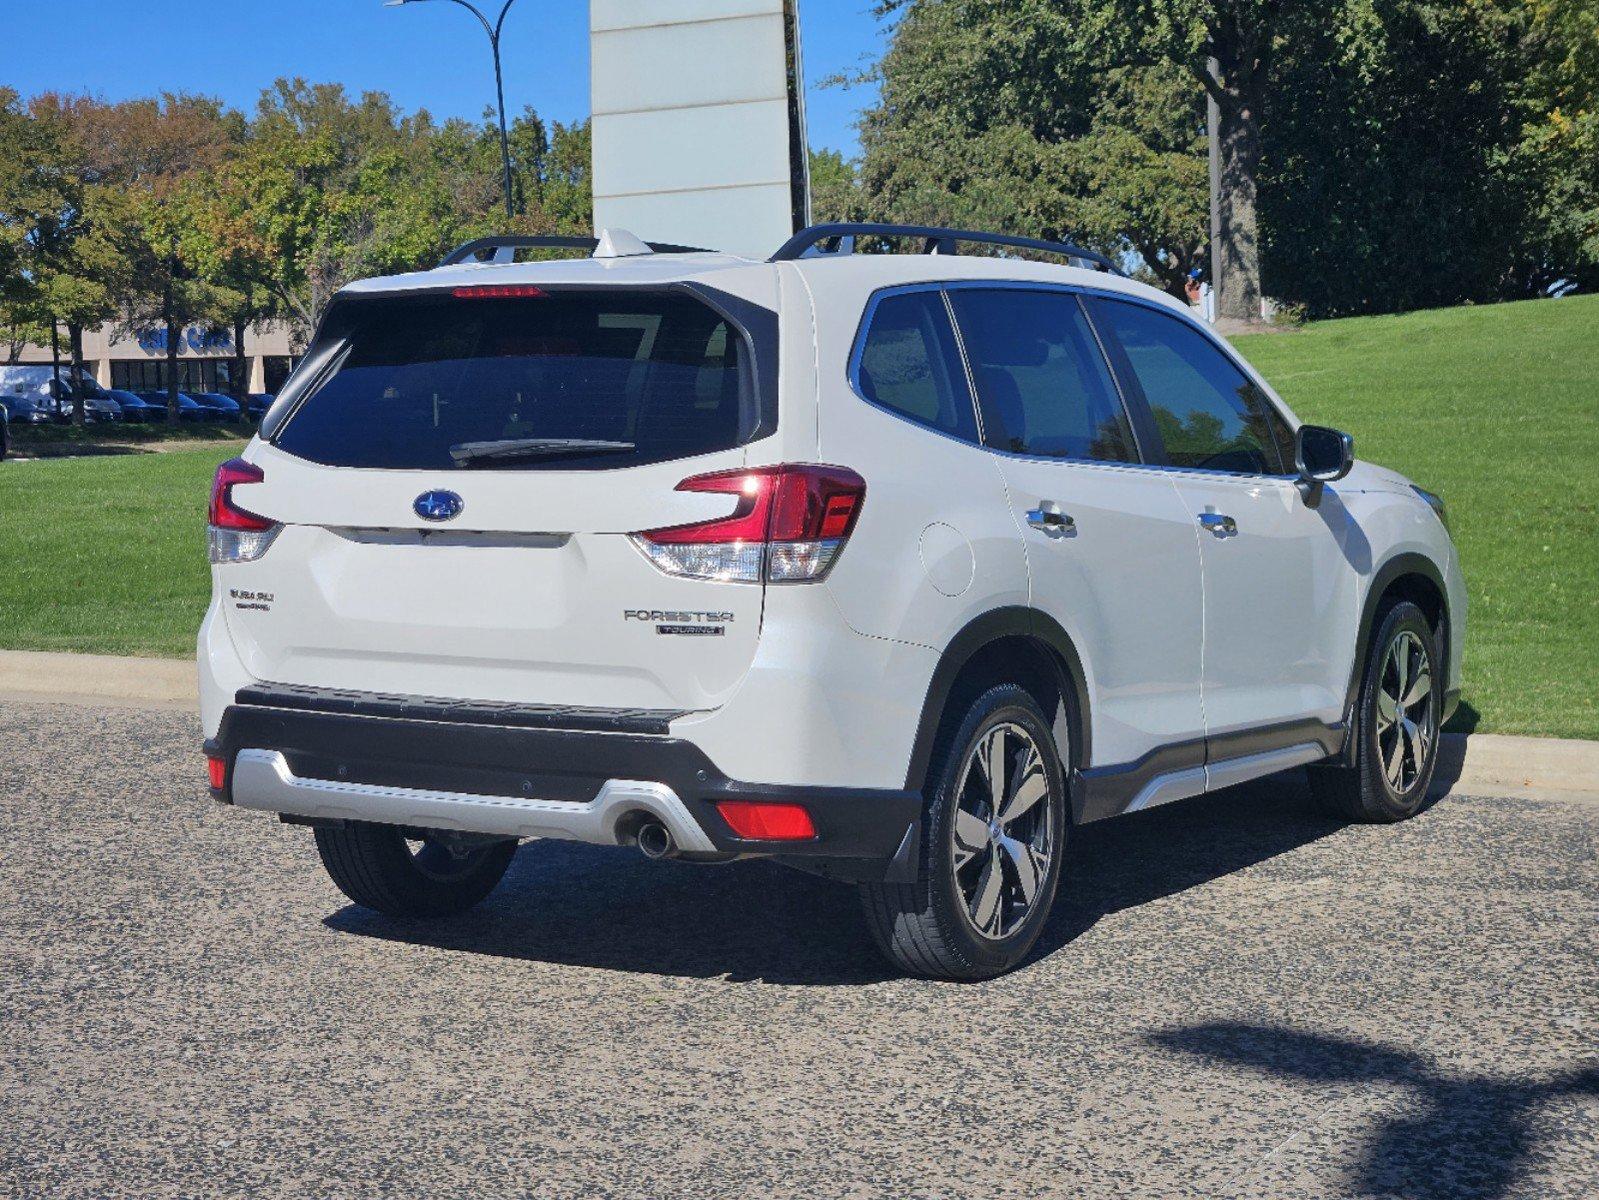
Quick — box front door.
[1085,295,1360,749]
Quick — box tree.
[7,94,136,423]
[863,0,1599,317]
[0,89,49,365]
[808,147,861,223]
[65,93,235,421]
[857,1,1207,298]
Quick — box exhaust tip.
[636,821,675,860]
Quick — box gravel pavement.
[3,699,1595,1199]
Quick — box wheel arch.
[1342,552,1452,753]
[903,607,1091,795]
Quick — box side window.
[854,290,980,443]
[1090,297,1293,474]
[948,288,1137,463]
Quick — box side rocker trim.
[1074,718,1347,824]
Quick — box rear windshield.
[273,292,753,470]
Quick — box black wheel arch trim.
[1341,552,1452,760]
[902,606,1092,793]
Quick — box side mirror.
[1295,424,1353,484]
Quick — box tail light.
[716,800,816,840]
[452,284,546,299]
[631,464,865,583]
[208,457,280,564]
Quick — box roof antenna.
[593,228,654,259]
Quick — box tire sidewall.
[925,685,1068,975]
[1358,602,1442,819]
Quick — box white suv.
[200,223,1464,980]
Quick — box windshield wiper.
[449,437,636,466]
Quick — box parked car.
[0,390,54,426]
[64,375,123,422]
[0,396,9,460]
[0,366,90,422]
[191,391,243,420]
[199,223,1465,980]
[245,393,276,421]
[134,390,211,421]
[107,389,164,422]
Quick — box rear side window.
[949,288,1137,463]
[854,290,980,443]
[273,293,752,470]
[1090,297,1292,474]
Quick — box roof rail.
[439,234,710,267]
[769,222,1123,275]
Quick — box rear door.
[946,285,1207,769]
[220,285,775,713]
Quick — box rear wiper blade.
[449,437,636,465]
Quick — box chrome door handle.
[1198,512,1237,536]
[1025,504,1076,535]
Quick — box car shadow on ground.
[1149,1022,1599,1199]
[324,770,1347,986]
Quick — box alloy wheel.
[1376,629,1435,795]
[950,722,1057,940]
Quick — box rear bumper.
[205,697,922,875]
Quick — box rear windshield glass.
[273,293,753,470]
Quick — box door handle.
[1198,512,1237,536]
[1025,503,1076,535]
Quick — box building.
[9,322,298,395]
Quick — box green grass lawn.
[1,295,1594,739]
[0,446,241,658]
[1234,294,1598,740]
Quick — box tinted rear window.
[274,293,753,470]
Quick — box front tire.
[1310,600,1442,822]
[860,684,1068,980]
[314,822,516,917]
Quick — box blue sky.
[3,0,891,157]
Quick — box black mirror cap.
[1295,424,1354,483]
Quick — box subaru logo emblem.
[413,489,464,522]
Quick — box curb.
[1430,732,1599,804]
[0,649,195,709]
[1,649,1595,802]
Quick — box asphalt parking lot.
[2,698,1595,1199]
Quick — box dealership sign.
[590,0,810,258]
[135,327,234,356]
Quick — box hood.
[1341,459,1416,496]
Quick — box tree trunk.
[49,319,63,422]
[165,284,181,426]
[1206,24,1268,329]
[68,323,86,427]
[233,317,248,403]
[1214,90,1264,323]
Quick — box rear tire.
[314,822,516,917]
[860,684,1068,980]
[1310,600,1441,822]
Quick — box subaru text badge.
[413,490,464,522]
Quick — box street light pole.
[386,0,519,223]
